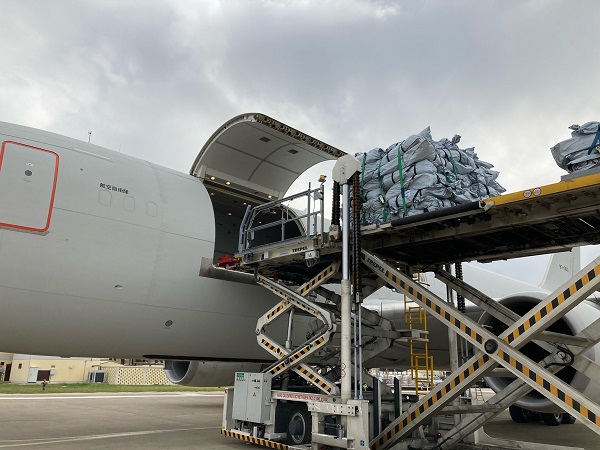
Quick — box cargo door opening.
[189,113,344,264]
[207,186,305,263]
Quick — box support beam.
[254,274,338,394]
[296,262,340,296]
[436,318,600,449]
[434,266,586,357]
[363,250,600,450]
[341,182,352,403]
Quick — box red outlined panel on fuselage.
[0,141,59,233]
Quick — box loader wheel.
[287,404,311,445]
[541,412,563,426]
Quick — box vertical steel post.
[307,182,312,237]
[353,307,358,399]
[394,377,401,419]
[333,155,362,405]
[281,207,285,242]
[358,304,364,400]
[445,263,461,426]
[341,183,352,403]
[351,172,364,401]
[320,182,325,243]
[373,374,380,437]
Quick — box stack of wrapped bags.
[356,127,505,225]
[551,122,600,173]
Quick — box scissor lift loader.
[222,159,600,450]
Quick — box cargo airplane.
[1,113,599,425]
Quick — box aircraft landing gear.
[541,412,563,426]
[509,405,532,423]
[509,405,575,426]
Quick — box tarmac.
[0,390,596,449]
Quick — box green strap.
[587,128,600,155]
[360,154,366,225]
[442,147,460,203]
[360,154,367,203]
[396,144,408,217]
[446,148,459,183]
[377,162,388,222]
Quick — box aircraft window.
[123,196,135,212]
[146,202,158,217]
[98,190,111,206]
[24,170,32,176]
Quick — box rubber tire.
[509,405,529,423]
[287,404,311,445]
[541,412,563,426]
[562,413,576,425]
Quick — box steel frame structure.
[363,249,600,450]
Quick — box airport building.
[0,353,102,383]
[0,353,171,385]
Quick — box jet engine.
[164,361,262,387]
[480,292,600,413]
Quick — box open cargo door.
[190,113,345,261]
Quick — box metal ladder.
[404,272,434,395]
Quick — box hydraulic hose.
[332,181,341,227]
[455,262,465,313]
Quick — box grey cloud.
[0,0,598,185]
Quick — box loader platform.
[238,171,600,274]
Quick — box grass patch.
[0,383,228,394]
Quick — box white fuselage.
[0,122,284,361]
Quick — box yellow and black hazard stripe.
[260,329,334,393]
[260,339,333,393]
[361,252,486,346]
[258,278,320,317]
[258,277,289,299]
[406,282,485,345]
[222,428,288,449]
[269,337,326,375]
[497,349,600,426]
[504,265,600,345]
[365,249,600,449]
[266,300,291,320]
[297,263,338,296]
[260,338,285,358]
[371,355,489,450]
[289,297,319,316]
[365,250,600,356]
[289,337,325,364]
[295,365,334,393]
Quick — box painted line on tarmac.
[0,392,224,400]
[0,427,220,447]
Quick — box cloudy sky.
[2,0,599,282]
